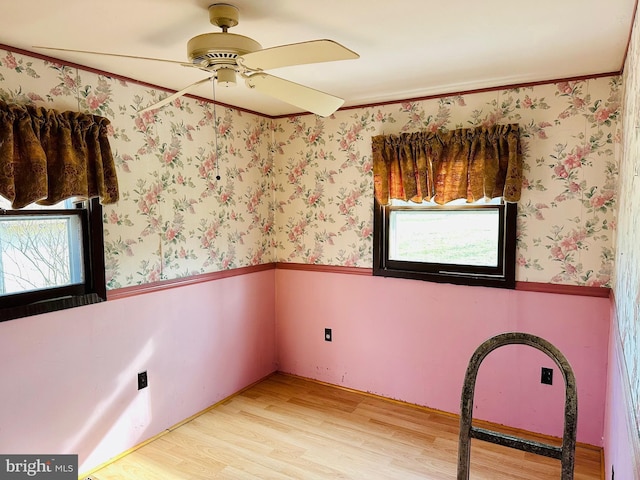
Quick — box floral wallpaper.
[275,77,621,286]
[0,50,275,289]
[614,4,640,438]
[0,47,621,290]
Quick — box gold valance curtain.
[0,100,119,209]
[372,124,522,205]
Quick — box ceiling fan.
[34,3,359,117]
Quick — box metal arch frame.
[457,332,578,480]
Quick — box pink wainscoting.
[0,269,277,473]
[275,269,610,447]
[604,319,640,480]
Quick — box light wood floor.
[89,373,601,479]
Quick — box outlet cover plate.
[138,371,148,390]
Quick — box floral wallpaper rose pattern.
[614,6,640,438]
[0,51,275,289]
[0,47,621,290]
[275,77,621,287]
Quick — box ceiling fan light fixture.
[217,68,236,87]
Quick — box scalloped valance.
[372,124,522,205]
[0,100,119,209]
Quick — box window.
[373,197,517,288]
[0,197,107,321]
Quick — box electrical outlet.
[541,367,553,385]
[324,328,332,342]
[138,371,148,390]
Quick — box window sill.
[0,293,104,322]
[373,268,515,289]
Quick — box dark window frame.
[373,198,517,289]
[0,197,107,321]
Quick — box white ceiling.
[0,0,636,117]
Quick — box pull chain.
[212,77,221,181]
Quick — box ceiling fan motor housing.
[188,3,262,69]
[187,32,262,68]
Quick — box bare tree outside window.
[0,196,106,322]
[0,198,83,296]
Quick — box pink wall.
[0,266,612,476]
[604,320,640,479]
[0,269,277,473]
[275,269,610,446]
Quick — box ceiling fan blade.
[139,77,213,113]
[238,39,359,71]
[245,72,344,117]
[32,46,194,67]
